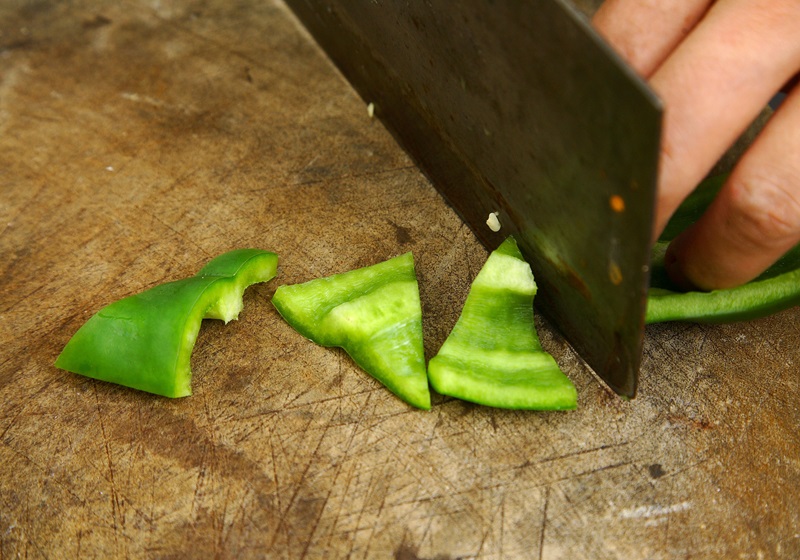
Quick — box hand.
[593,0,800,290]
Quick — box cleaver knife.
[286,0,662,397]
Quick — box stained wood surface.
[1,1,799,558]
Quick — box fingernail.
[664,236,701,292]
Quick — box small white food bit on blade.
[367,102,375,118]
[486,212,501,232]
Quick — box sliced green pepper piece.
[271,253,430,410]
[55,248,278,397]
[646,175,800,323]
[427,237,577,410]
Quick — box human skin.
[593,0,800,290]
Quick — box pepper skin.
[55,249,278,397]
[427,237,577,410]
[646,175,800,323]
[272,253,430,410]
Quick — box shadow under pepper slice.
[427,237,577,410]
[271,253,430,410]
[55,248,278,397]
[646,175,800,323]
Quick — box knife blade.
[286,0,662,397]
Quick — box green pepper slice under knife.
[55,248,278,397]
[646,175,800,323]
[272,252,430,410]
[428,237,577,410]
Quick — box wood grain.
[1,1,798,558]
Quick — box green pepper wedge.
[55,248,278,397]
[427,237,577,410]
[646,175,800,323]
[272,253,430,409]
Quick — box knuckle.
[726,172,800,249]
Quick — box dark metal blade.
[286,0,662,397]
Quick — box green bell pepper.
[646,175,800,323]
[55,248,278,397]
[427,237,577,410]
[271,252,430,409]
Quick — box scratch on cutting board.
[121,91,196,114]
[619,501,692,521]
[93,385,123,546]
[0,63,30,136]
[121,91,167,108]
[537,486,550,560]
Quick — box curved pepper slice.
[646,175,800,323]
[272,253,430,410]
[427,237,577,410]
[55,248,278,397]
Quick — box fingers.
[665,83,800,290]
[592,0,712,78]
[594,0,800,289]
[651,0,800,239]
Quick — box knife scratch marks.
[120,91,170,110]
[531,441,631,466]
[189,397,213,523]
[290,163,418,188]
[474,524,491,559]
[538,486,550,560]
[93,384,122,548]
[359,457,394,557]
[307,390,370,556]
[0,62,28,138]
[344,393,394,556]
[190,461,209,528]
[322,404,365,551]
[268,428,283,539]
[619,501,692,528]
[298,155,321,178]
[510,442,637,496]
[267,402,345,554]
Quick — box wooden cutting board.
[1,1,798,558]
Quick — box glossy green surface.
[428,237,577,410]
[272,253,430,410]
[55,249,279,397]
